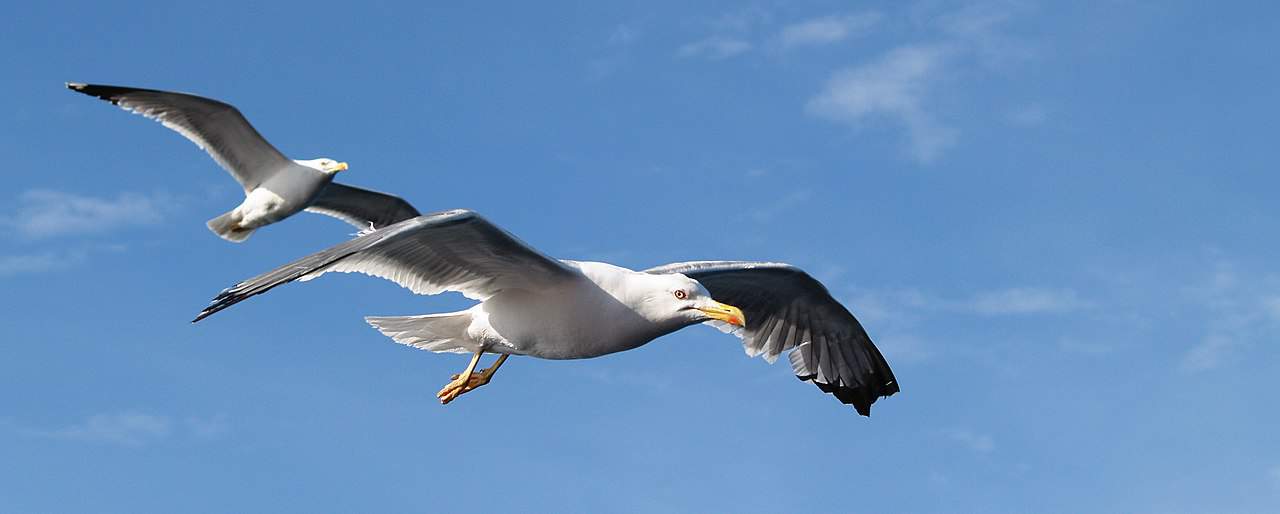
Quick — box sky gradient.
[3,1,1279,512]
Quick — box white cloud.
[15,411,230,446]
[851,286,1085,322]
[749,189,812,222]
[803,3,1034,162]
[0,252,83,276]
[608,24,640,46]
[1057,338,1114,355]
[1263,296,1280,322]
[709,7,772,33]
[27,412,172,446]
[1179,259,1280,371]
[4,189,175,238]
[1182,334,1235,372]
[877,332,935,363]
[677,36,752,60]
[185,414,230,439]
[969,287,1087,315]
[807,45,957,163]
[935,1,1034,67]
[1007,104,1048,126]
[778,13,881,48]
[942,428,995,453]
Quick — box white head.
[295,158,349,176]
[632,273,746,329]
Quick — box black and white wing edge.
[306,182,422,230]
[646,261,899,416]
[193,209,576,322]
[67,82,290,190]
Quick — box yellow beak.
[334,162,349,172]
[698,300,746,327]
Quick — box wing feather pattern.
[194,209,576,322]
[67,83,289,190]
[305,182,422,230]
[645,260,898,416]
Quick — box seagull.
[66,83,420,242]
[193,209,899,415]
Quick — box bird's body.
[196,209,899,414]
[66,83,420,241]
[380,261,701,360]
[208,159,338,241]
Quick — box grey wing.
[646,261,899,416]
[67,83,290,191]
[305,182,422,230]
[194,209,577,322]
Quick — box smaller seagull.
[193,210,900,415]
[66,83,420,242]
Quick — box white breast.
[237,187,289,227]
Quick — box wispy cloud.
[677,36,753,60]
[676,6,770,60]
[1057,337,1114,355]
[3,189,175,238]
[1180,259,1280,371]
[24,412,172,446]
[185,414,230,439]
[1269,465,1280,489]
[15,411,230,446]
[0,251,84,276]
[969,287,1088,315]
[935,1,1035,67]
[805,2,1032,162]
[941,428,995,453]
[851,286,1086,322]
[708,6,772,33]
[0,244,127,278]
[1007,103,1049,126]
[608,24,640,46]
[777,13,881,49]
[749,189,813,222]
[807,44,957,163]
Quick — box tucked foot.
[437,351,484,405]
[436,375,473,405]
[449,368,496,389]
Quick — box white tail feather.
[206,209,254,242]
[366,312,476,353]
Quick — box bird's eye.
[673,290,687,300]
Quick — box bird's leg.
[436,351,483,404]
[451,354,508,390]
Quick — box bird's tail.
[366,311,477,354]
[206,209,255,243]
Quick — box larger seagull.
[194,210,899,415]
[66,83,420,241]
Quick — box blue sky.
[3,1,1278,512]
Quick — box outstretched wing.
[194,209,577,321]
[306,182,422,230]
[67,82,289,190]
[646,261,899,416]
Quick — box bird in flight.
[194,209,899,415]
[67,83,420,241]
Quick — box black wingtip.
[64,83,133,105]
[802,374,900,417]
[191,288,242,323]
